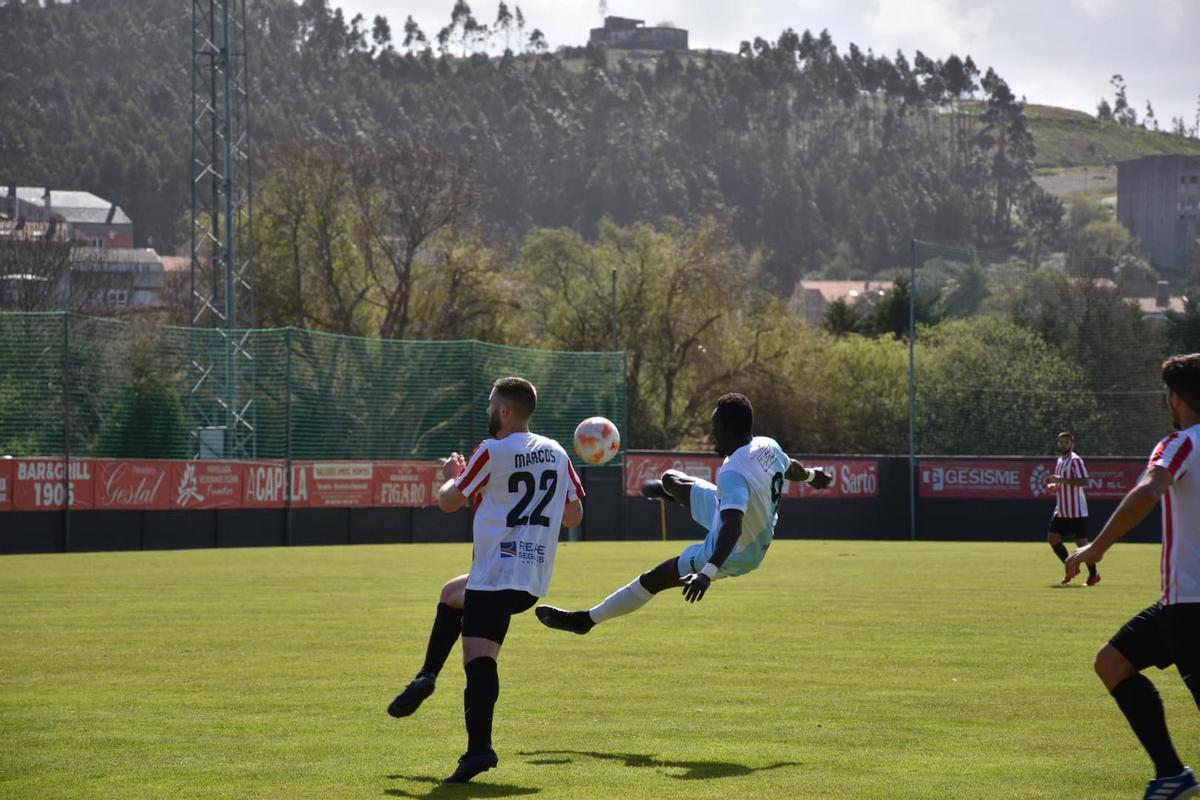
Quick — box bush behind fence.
[0,313,627,465]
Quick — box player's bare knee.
[462,636,500,664]
[1095,644,1134,691]
[440,574,468,608]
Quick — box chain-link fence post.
[62,312,71,552]
[908,241,918,541]
[284,325,294,546]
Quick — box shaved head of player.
[385,376,585,784]
[536,392,833,643]
[1064,354,1200,800]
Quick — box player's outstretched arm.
[436,452,469,513]
[682,509,742,603]
[1064,466,1171,579]
[786,459,833,490]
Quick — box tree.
[93,348,188,458]
[254,146,376,335]
[857,276,941,338]
[1144,100,1158,131]
[977,68,1035,237]
[0,220,73,310]
[915,316,1102,456]
[401,15,427,52]
[1110,74,1137,127]
[1020,187,1066,270]
[527,27,547,54]
[370,15,392,53]
[1165,295,1200,353]
[494,2,513,52]
[822,297,861,335]
[1096,98,1113,122]
[518,217,762,448]
[348,141,475,340]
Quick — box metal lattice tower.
[190,0,255,458]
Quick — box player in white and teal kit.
[536,393,832,635]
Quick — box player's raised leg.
[538,476,721,634]
[641,468,696,510]
[387,574,467,718]
[536,556,685,634]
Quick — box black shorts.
[1110,602,1200,686]
[1048,515,1088,539]
[460,589,538,645]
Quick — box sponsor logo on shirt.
[499,539,546,563]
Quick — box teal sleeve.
[717,469,751,513]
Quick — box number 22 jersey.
[455,432,585,597]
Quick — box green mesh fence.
[910,240,1167,456]
[0,313,627,465]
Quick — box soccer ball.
[573,416,621,465]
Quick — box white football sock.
[588,577,654,624]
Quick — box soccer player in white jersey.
[1045,431,1100,586]
[1065,354,1200,800]
[536,393,831,636]
[385,377,585,784]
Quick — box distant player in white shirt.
[536,393,831,636]
[1044,431,1099,586]
[385,377,584,784]
[1065,354,1200,800]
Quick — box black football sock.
[1111,673,1184,779]
[1086,561,1098,577]
[1050,542,1069,562]
[464,657,499,754]
[419,603,463,679]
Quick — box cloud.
[862,0,996,56]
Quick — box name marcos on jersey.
[514,449,557,469]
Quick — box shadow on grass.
[384,775,539,798]
[518,750,801,780]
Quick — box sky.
[330,0,1199,129]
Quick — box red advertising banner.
[93,460,172,510]
[623,454,880,499]
[919,459,1147,500]
[12,458,95,510]
[171,461,244,510]
[242,461,295,509]
[374,461,444,508]
[624,453,721,495]
[784,459,880,499]
[0,458,12,511]
[295,461,375,508]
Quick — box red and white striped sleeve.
[1073,457,1088,479]
[1149,433,1193,479]
[455,441,492,496]
[566,461,586,502]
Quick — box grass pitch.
[1,539,1196,799]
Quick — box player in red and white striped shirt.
[1044,432,1099,586]
[1065,354,1200,800]
[385,377,584,784]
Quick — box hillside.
[1024,103,1200,168]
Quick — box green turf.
[1,539,1195,799]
